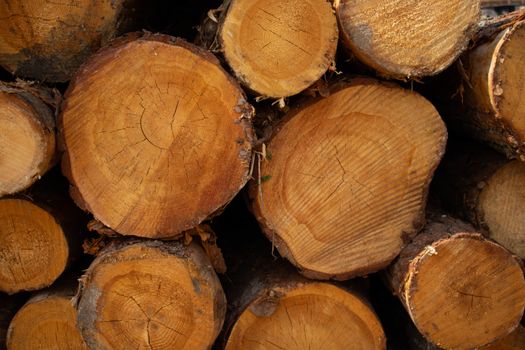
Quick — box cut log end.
[462,17,525,158]
[77,241,226,350]
[404,234,525,349]
[6,294,87,350]
[0,199,69,294]
[335,0,480,78]
[0,91,55,197]
[0,0,124,82]
[61,33,253,238]
[225,282,385,350]
[479,160,525,258]
[220,0,339,98]
[251,79,446,279]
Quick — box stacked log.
[6,279,87,350]
[59,32,254,239]
[0,0,140,82]
[202,0,339,98]
[387,214,525,349]
[0,182,85,295]
[452,10,525,159]
[0,82,57,196]
[249,77,447,279]
[334,0,480,79]
[434,142,525,259]
[2,1,525,350]
[76,240,225,350]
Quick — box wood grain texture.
[0,198,69,294]
[335,0,480,79]
[250,78,447,279]
[388,215,525,350]
[434,142,525,259]
[76,240,226,350]
[226,282,385,350]
[0,0,136,82]
[219,0,339,98]
[0,83,56,197]
[7,287,87,350]
[461,14,525,159]
[60,32,254,239]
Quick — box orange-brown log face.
[61,35,253,238]
[0,0,125,81]
[335,0,480,78]
[221,0,338,97]
[252,79,446,278]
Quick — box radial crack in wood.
[0,199,69,294]
[60,32,254,238]
[388,216,525,350]
[219,0,339,98]
[334,0,480,79]
[250,78,447,279]
[76,240,226,350]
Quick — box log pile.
[0,1,524,349]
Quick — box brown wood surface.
[387,213,525,350]
[457,10,525,159]
[215,0,339,98]
[334,0,480,79]
[6,279,86,350]
[0,0,140,82]
[60,32,254,239]
[250,77,446,279]
[0,81,57,197]
[76,240,226,350]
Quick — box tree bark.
[59,32,254,239]
[249,77,447,279]
[334,0,480,79]
[455,10,525,159]
[197,0,339,98]
[76,240,226,350]
[0,81,58,197]
[386,213,525,350]
[434,141,525,259]
[0,0,140,82]
[6,279,87,350]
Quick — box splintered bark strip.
[60,32,254,239]
[434,142,525,259]
[387,214,525,350]
[6,282,87,350]
[0,0,140,82]
[0,82,57,197]
[459,11,525,159]
[334,0,480,79]
[76,240,226,350]
[212,0,338,98]
[250,78,447,279]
